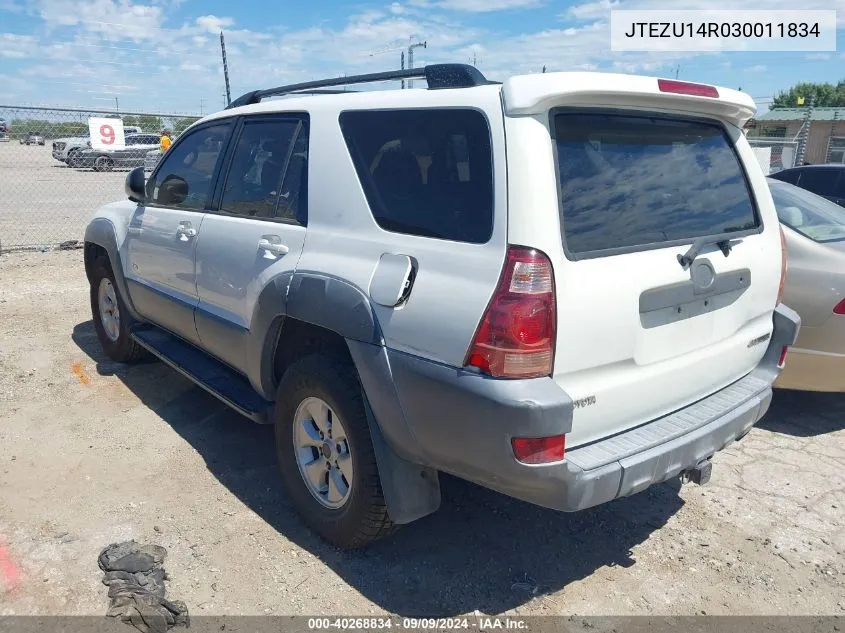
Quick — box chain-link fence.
[0,105,202,252]
[746,137,799,175]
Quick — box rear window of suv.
[339,108,493,243]
[553,111,759,256]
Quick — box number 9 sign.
[88,117,125,150]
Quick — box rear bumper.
[385,304,800,512]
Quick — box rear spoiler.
[502,72,756,128]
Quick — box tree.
[172,117,201,135]
[772,81,845,108]
[136,115,163,132]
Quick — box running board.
[131,326,273,423]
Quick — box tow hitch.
[681,459,712,486]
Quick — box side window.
[276,124,309,224]
[797,170,839,197]
[339,108,493,244]
[147,122,231,211]
[219,118,302,220]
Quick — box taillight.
[834,298,845,315]
[466,246,556,379]
[777,226,788,304]
[512,435,566,464]
[657,78,719,98]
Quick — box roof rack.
[227,63,495,109]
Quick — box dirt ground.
[1,249,844,619]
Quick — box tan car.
[769,177,845,392]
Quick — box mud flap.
[362,395,441,525]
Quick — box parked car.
[21,131,45,145]
[53,136,93,166]
[144,148,162,173]
[769,164,845,208]
[76,133,161,171]
[55,127,148,166]
[83,65,799,548]
[768,177,845,392]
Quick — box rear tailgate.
[503,73,782,448]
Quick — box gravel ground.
[0,142,128,250]
[1,249,844,619]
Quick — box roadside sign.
[88,117,125,150]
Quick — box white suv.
[83,64,800,548]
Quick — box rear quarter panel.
[782,228,845,352]
[292,90,509,367]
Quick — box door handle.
[176,221,196,239]
[258,235,289,256]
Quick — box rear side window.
[339,109,493,243]
[797,169,840,197]
[770,180,845,243]
[553,112,759,256]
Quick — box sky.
[0,0,844,116]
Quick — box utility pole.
[675,65,680,79]
[407,39,427,89]
[115,97,119,113]
[401,50,405,89]
[199,98,205,116]
[795,94,814,166]
[220,31,232,107]
[542,65,546,73]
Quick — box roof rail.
[227,63,494,109]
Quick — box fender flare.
[251,270,441,524]
[84,218,141,322]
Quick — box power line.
[9,55,181,71]
[46,41,171,54]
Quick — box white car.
[83,65,799,548]
[53,125,145,166]
[144,148,162,173]
[52,136,91,165]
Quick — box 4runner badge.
[747,333,771,348]
[573,395,597,409]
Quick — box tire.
[67,149,80,166]
[274,354,395,549]
[94,156,114,172]
[89,255,144,363]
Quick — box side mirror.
[125,166,146,204]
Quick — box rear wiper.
[677,235,743,269]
